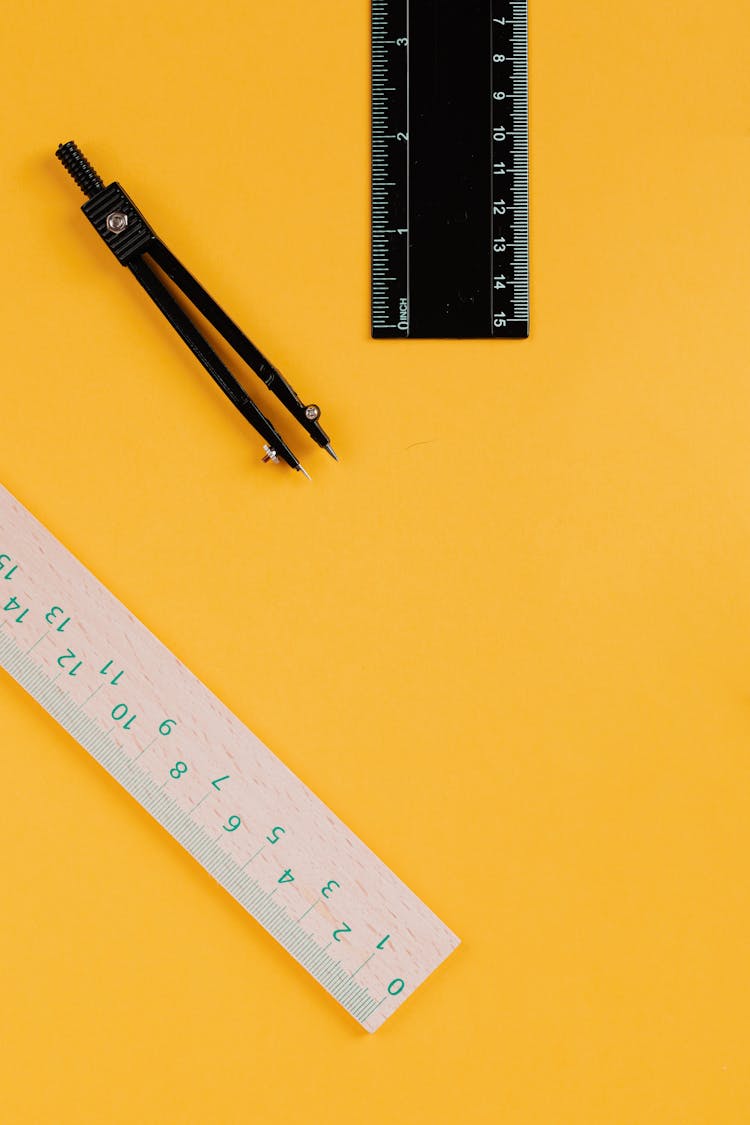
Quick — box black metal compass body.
[56,141,335,477]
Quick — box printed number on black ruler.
[372,0,528,339]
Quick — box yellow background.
[1,2,749,1122]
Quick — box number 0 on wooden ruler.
[0,486,458,1031]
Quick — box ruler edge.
[0,485,460,1032]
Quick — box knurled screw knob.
[55,141,105,199]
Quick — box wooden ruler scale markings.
[0,486,458,1031]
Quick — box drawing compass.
[56,141,336,478]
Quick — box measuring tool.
[0,486,458,1031]
[372,0,529,338]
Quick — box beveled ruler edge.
[0,485,459,1032]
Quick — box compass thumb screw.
[55,140,104,199]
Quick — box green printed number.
[278,868,295,884]
[266,826,286,845]
[100,660,124,686]
[0,554,18,580]
[3,596,28,621]
[111,703,137,731]
[321,880,340,899]
[222,816,241,832]
[159,719,177,736]
[333,922,352,943]
[45,607,71,633]
[388,979,405,996]
[377,935,391,950]
[57,648,82,676]
[169,761,188,780]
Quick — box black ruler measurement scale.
[372,0,529,339]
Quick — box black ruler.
[372,0,529,339]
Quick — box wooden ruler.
[0,485,458,1031]
[372,0,529,338]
